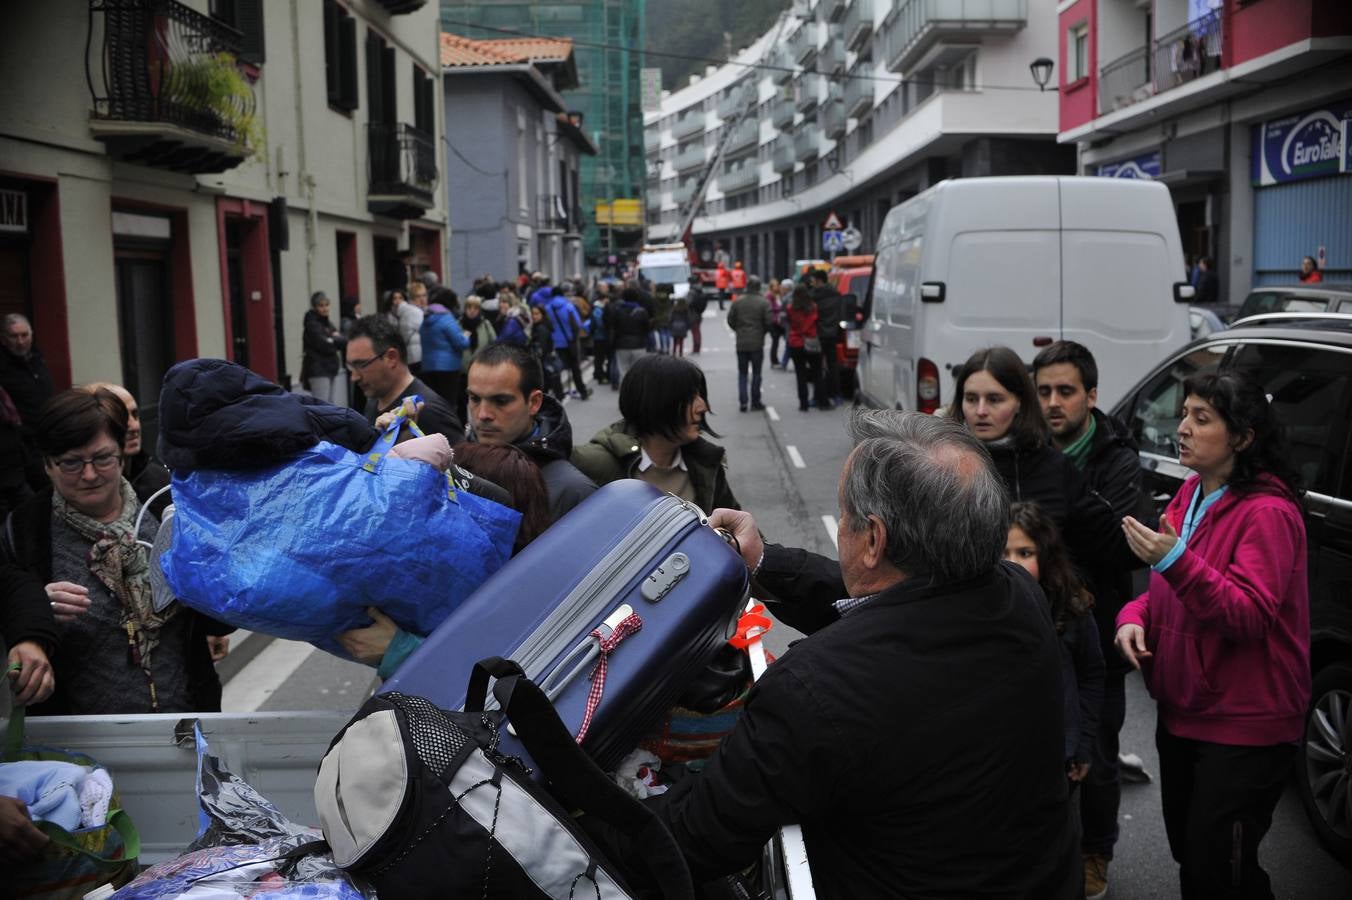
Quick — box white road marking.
[221,639,315,712]
[822,515,839,549]
[765,405,780,421]
[786,445,806,468]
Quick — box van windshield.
[640,265,690,284]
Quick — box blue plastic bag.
[160,417,520,657]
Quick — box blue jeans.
[736,349,763,408]
[658,327,672,354]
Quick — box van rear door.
[1058,178,1191,408]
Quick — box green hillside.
[645,1,789,93]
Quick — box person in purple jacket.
[1116,371,1309,900]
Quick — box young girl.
[1004,501,1104,786]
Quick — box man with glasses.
[345,316,462,444]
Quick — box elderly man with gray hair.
[646,409,1078,898]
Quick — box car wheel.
[1298,661,1352,866]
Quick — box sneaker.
[1118,752,1153,783]
[750,402,766,411]
[739,403,748,412]
[1083,853,1109,900]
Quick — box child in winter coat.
[1004,501,1104,788]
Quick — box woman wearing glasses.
[0,389,231,715]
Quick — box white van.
[859,177,1194,413]
[637,244,692,299]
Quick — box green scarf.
[52,479,176,711]
[1062,414,1097,471]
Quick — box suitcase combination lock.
[641,552,690,603]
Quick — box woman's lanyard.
[1180,483,1228,544]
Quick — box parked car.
[828,254,873,398]
[1236,284,1352,321]
[1109,311,1352,865]
[859,176,1193,414]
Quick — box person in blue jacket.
[545,286,590,401]
[420,287,471,423]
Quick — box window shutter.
[338,15,359,111]
[235,0,265,65]
[324,0,339,104]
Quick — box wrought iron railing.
[88,0,256,149]
[368,122,437,200]
[1098,46,1150,113]
[1153,9,1223,94]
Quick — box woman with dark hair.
[1299,255,1322,284]
[301,292,345,403]
[1,390,231,715]
[452,443,549,554]
[572,354,739,513]
[1006,502,1103,788]
[1115,371,1308,898]
[785,283,822,412]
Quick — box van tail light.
[918,358,940,414]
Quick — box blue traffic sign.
[823,229,845,252]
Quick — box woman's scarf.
[52,478,177,710]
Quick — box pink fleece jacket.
[1117,474,1310,746]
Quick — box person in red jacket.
[1116,371,1308,900]
[1298,255,1323,283]
[714,262,730,310]
[729,260,748,301]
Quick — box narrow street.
[217,310,1351,899]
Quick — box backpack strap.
[467,658,695,900]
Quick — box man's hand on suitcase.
[338,607,398,665]
[708,508,763,574]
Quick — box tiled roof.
[440,33,573,68]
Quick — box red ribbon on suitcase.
[576,612,643,744]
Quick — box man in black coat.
[651,410,1078,899]
[807,269,842,407]
[0,315,55,490]
[1034,341,1144,900]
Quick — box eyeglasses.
[53,452,122,475]
[348,355,384,371]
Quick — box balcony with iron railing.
[537,193,580,233]
[772,136,795,173]
[1098,46,1151,114]
[792,21,819,65]
[823,97,847,138]
[793,126,820,162]
[882,0,1027,74]
[771,97,796,129]
[672,109,706,140]
[87,0,259,174]
[844,0,875,52]
[724,119,760,156]
[795,73,821,114]
[1153,8,1223,95]
[674,144,707,173]
[819,0,846,23]
[367,122,438,219]
[820,25,846,74]
[843,63,875,118]
[719,162,761,195]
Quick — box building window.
[211,0,265,64]
[324,0,359,111]
[413,65,435,135]
[1069,22,1089,82]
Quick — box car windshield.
[1239,291,1330,319]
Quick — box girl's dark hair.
[1009,501,1093,634]
[619,355,719,443]
[1182,371,1304,504]
[790,283,814,314]
[453,443,550,554]
[38,388,128,459]
[948,346,1049,449]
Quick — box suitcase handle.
[537,603,635,703]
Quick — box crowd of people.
[0,260,1315,899]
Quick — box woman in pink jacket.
[1116,371,1308,900]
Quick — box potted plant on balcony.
[160,51,263,158]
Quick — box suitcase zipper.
[483,495,701,709]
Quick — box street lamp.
[1029,57,1055,92]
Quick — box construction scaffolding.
[441,0,646,264]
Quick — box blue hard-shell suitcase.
[380,479,751,771]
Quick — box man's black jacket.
[652,547,1079,899]
[811,285,841,340]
